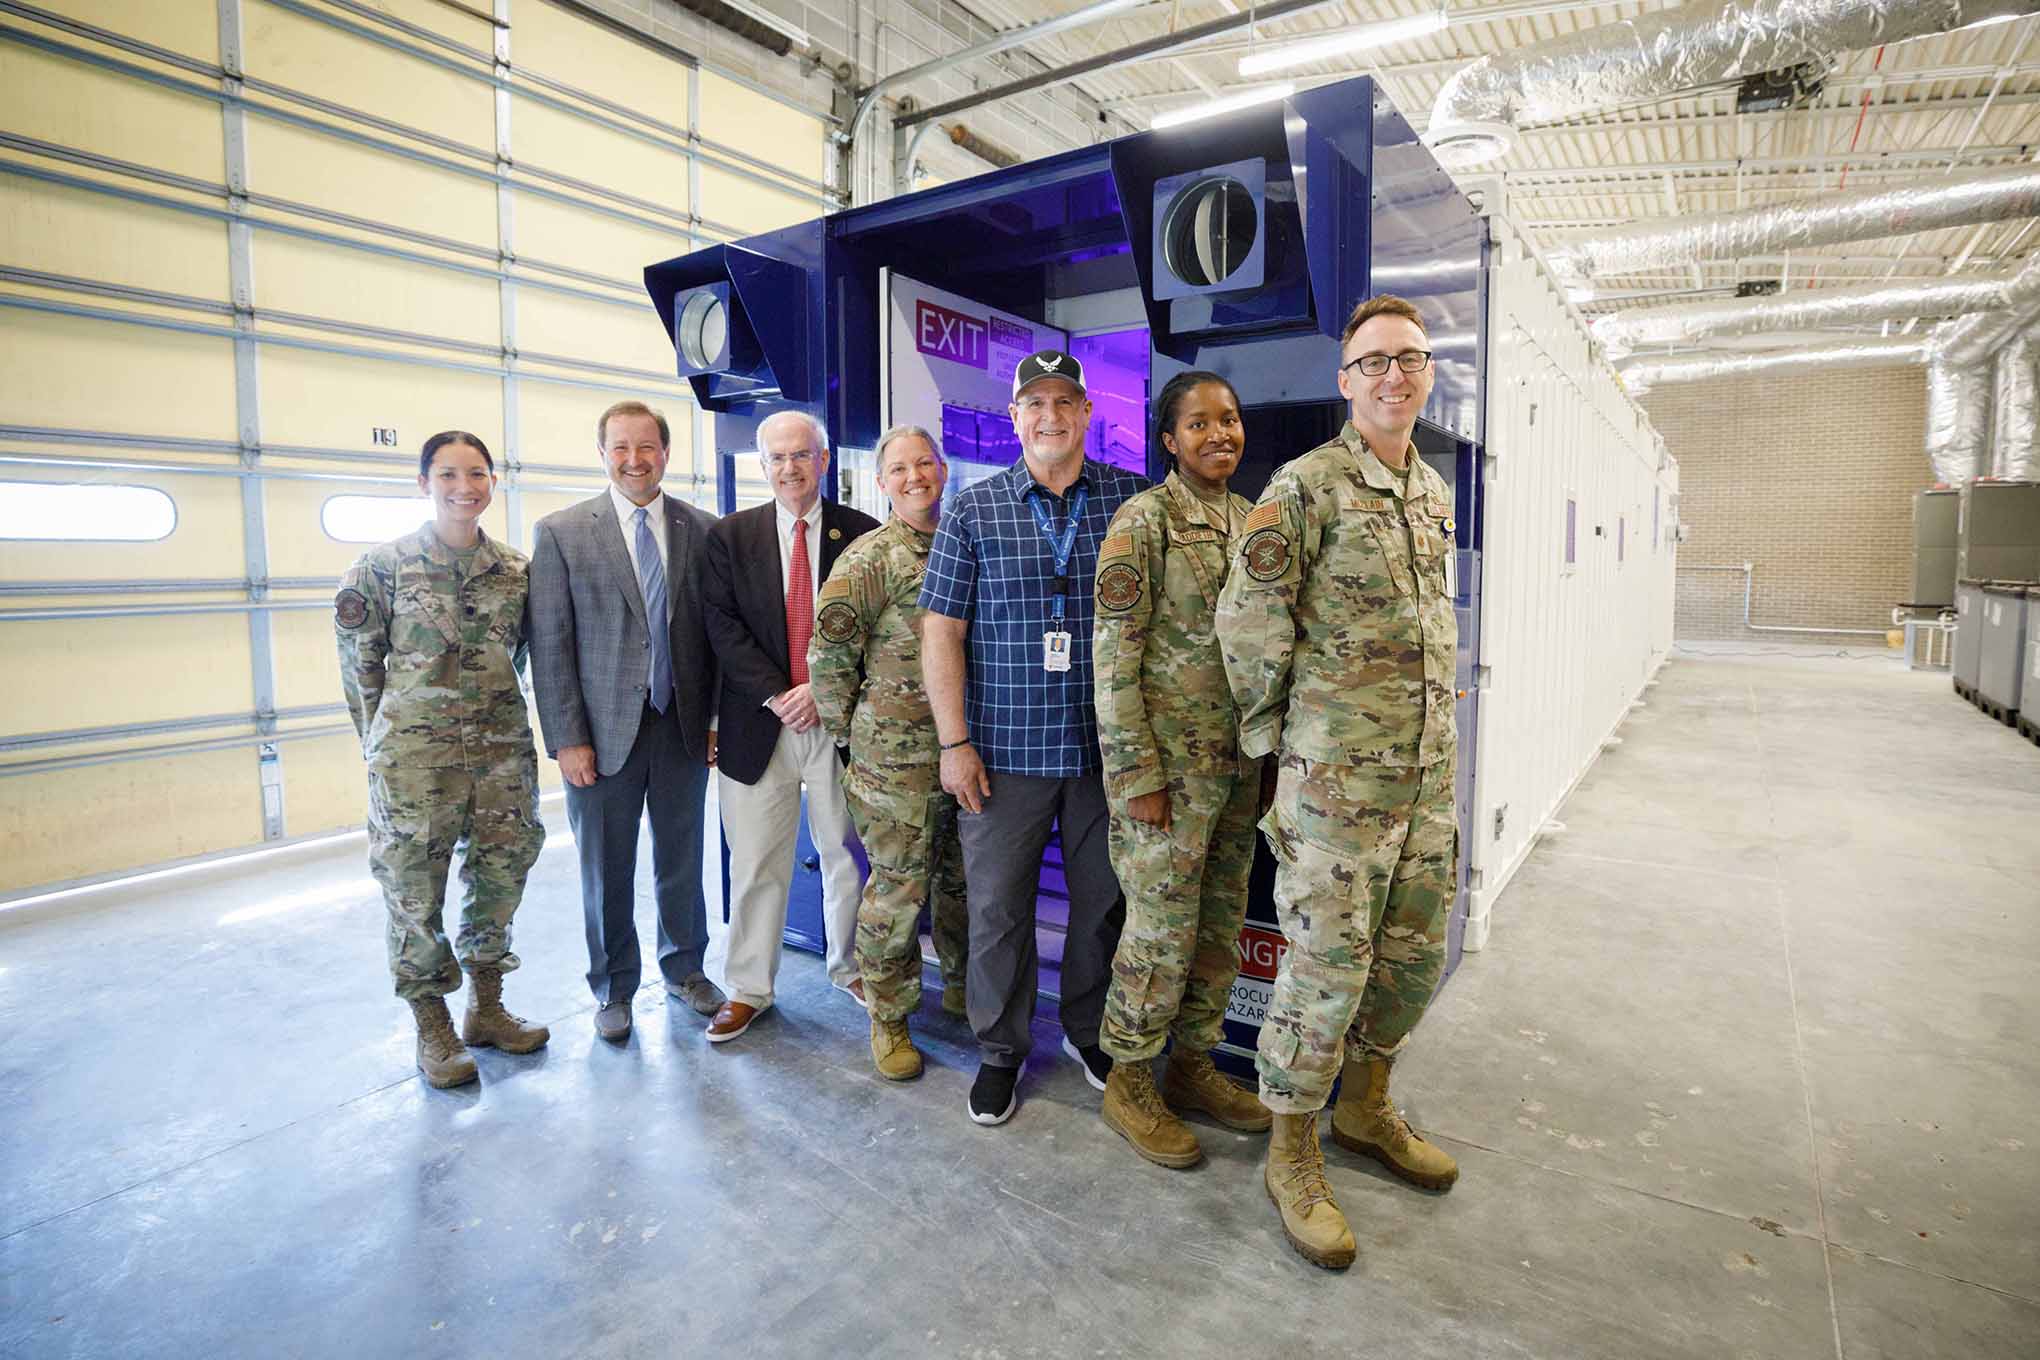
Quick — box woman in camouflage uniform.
[1091,371,1273,1167]
[335,431,549,1089]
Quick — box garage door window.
[0,481,176,541]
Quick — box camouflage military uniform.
[1215,423,1458,1114]
[335,525,546,1002]
[808,516,968,1023]
[1092,472,1262,1064]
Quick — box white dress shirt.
[609,484,671,623]
[773,497,824,606]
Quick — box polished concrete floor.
[3,647,2037,1359]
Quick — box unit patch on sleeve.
[1242,528,1291,582]
[817,600,860,644]
[334,587,369,630]
[1096,562,1143,613]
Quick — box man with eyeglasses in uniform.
[1216,295,1462,1271]
[701,410,881,1043]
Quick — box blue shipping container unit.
[649,75,1489,1079]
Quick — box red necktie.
[786,517,813,686]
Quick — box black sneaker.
[1062,1036,1110,1092]
[968,1062,1019,1125]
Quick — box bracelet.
[939,737,972,751]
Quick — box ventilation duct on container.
[1549,163,2040,281]
[1593,277,2012,358]
[1430,0,2040,171]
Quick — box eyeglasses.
[761,450,818,468]
[1344,350,1433,377]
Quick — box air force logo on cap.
[1012,349,1086,399]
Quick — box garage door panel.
[256,346,502,458]
[247,120,496,251]
[513,1,690,129]
[0,749,264,894]
[0,180,229,302]
[0,310,237,440]
[513,194,688,287]
[254,234,499,348]
[0,47,223,185]
[55,1,222,61]
[0,466,246,583]
[516,287,674,375]
[0,614,254,736]
[698,163,815,237]
[282,731,373,838]
[696,71,824,183]
[514,101,690,216]
[245,0,493,150]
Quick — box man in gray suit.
[530,400,725,1042]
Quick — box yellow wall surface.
[0,179,228,300]
[0,45,223,184]
[1,0,821,891]
[0,750,265,895]
[0,311,238,440]
[255,234,500,347]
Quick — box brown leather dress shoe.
[706,1000,761,1044]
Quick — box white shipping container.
[1463,216,1679,950]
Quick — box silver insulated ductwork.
[1592,277,2013,358]
[1548,164,2040,281]
[1431,0,2040,165]
[1990,333,2037,478]
[1617,339,1929,393]
[1926,360,1993,485]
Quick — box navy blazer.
[702,497,880,785]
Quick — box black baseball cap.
[1011,350,1086,399]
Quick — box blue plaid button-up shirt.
[919,456,1149,777]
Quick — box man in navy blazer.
[529,400,724,1042]
[700,410,879,1042]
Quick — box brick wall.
[1643,365,1928,642]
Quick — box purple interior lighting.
[1069,328,1150,475]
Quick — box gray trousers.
[957,770,1125,1068]
[563,705,711,1005]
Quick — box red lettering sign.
[1235,923,1289,983]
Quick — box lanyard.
[1026,482,1089,625]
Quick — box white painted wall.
[1465,216,1679,950]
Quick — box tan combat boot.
[407,996,478,1088]
[1265,1112,1356,1269]
[460,966,550,1054]
[1101,1060,1203,1168]
[1330,1056,1459,1191]
[940,980,968,1019]
[1163,1048,1274,1131]
[870,1015,924,1081]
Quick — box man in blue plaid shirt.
[920,349,1148,1126]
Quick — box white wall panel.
[1466,216,1679,951]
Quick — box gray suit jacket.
[529,491,718,776]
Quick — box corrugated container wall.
[1465,217,1678,950]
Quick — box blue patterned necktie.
[633,506,672,714]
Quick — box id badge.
[1043,630,1072,672]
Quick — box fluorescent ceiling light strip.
[716,0,810,47]
[1152,82,1297,129]
[1239,11,1448,78]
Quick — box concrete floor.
[3,647,2037,1359]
